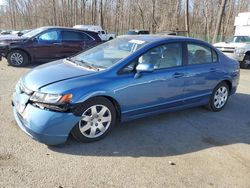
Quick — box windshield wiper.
[74,60,100,71]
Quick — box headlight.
[30,92,72,104]
[235,48,245,54]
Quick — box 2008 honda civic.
[12,35,240,145]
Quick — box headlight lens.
[30,92,72,104]
[235,48,245,54]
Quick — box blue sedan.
[12,35,240,145]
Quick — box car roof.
[38,26,98,34]
[119,34,192,42]
[129,29,149,32]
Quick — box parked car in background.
[73,25,116,41]
[0,30,12,35]
[214,12,250,68]
[127,29,150,35]
[0,26,102,66]
[158,31,177,35]
[17,29,32,36]
[12,35,239,145]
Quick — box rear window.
[187,44,217,65]
[62,31,93,41]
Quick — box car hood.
[21,59,94,91]
[0,35,28,43]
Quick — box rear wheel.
[240,54,250,69]
[71,97,117,143]
[7,50,29,67]
[207,82,229,112]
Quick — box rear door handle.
[172,72,185,78]
[53,43,61,45]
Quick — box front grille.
[221,50,234,53]
[216,47,235,53]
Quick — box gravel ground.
[0,60,250,188]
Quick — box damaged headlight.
[30,92,72,104]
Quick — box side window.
[61,31,93,41]
[38,30,60,42]
[140,43,182,70]
[120,61,138,74]
[187,44,215,65]
[80,32,93,40]
[120,43,182,74]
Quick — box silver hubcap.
[10,53,23,65]
[214,86,228,109]
[79,105,112,138]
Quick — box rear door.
[183,42,222,104]
[60,30,97,58]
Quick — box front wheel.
[71,97,117,143]
[207,82,229,112]
[240,55,250,69]
[7,50,29,67]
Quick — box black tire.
[240,55,250,69]
[109,37,113,40]
[207,82,229,112]
[71,97,117,143]
[7,50,29,67]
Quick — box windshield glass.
[71,37,149,69]
[22,27,45,38]
[226,36,250,43]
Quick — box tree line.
[0,0,249,43]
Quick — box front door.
[114,43,186,118]
[32,29,63,62]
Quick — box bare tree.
[0,0,249,42]
[184,0,189,36]
[212,0,228,43]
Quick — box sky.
[0,0,6,6]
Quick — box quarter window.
[187,44,216,64]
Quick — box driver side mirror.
[32,37,38,43]
[135,63,154,78]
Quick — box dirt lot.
[0,59,250,188]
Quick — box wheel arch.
[220,79,232,94]
[8,48,32,62]
[99,95,121,122]
[73,93,122,123]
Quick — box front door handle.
[172,72,185,78]
[209,68,218,72]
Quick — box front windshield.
[71,37,149,69]
[22,27,45,38]
[225,36,250,43]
